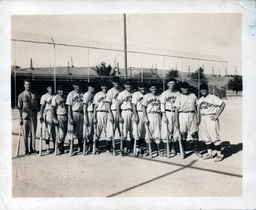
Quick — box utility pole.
[123,14,127,79]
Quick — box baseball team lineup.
[17,76,226,162]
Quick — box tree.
[92,62,112,76]
[190,67,208,84]
[166,69,180,80]
[228,75,242,94]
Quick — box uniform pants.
[44,110,55,142]
[145,113,161,144]
[106,110,120,141]
[96,112,108,139]
[200,115,220,143]
[132,111,146,140]
[22,112,37,152]
[83,112,94,139]
[161,112,180,143]
[120,110,133,141]
[55,114,67,144]
[179,112,198,139]
[67,112,83,140]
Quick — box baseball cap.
[138,82,146,88]
[148,83,158,88]
[100,81,108,86]
[57,85,64,90]
[200,83,209,90]
[112,76,120,83]
[180,82,189,88]
[124,80,132,86]
[73,80,81,86]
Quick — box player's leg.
[154,113,162,156]
[23,118,30,154]
[58,115,67,154]
[44,111,52,153]
[179,113,188,157]
[125,111,133,154]
[211,120,223,162]
[161,113,169,157]
[30,112,37,153]
[189,113,202,158]
[202,116,214,159]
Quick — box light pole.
[51,37,56,93]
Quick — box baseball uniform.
[198,94,224,142]
[94,91,108,139]
[106,87,120,140]
[160,90,180,143]
[143,93,161,144]
[52,94,67,144]
[132,91,145,140]
[18,90,39,153]
[117,89,133,141]
[83,91,94,139]
[40,93,55,141]
[175,93,198,139]
[66,90,84,140]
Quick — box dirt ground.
[11,98,242,198]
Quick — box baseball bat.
[55,126,59,156]
[92,123,97,155]
[83,137,86,155]
[120,122,124,156]
[16,125,22,157]
[178,133,185,159]
[70,125,74,157]
[145,123,153,159]
[166,123,170,158]
[133,138,137,157]
[39,123,42,156]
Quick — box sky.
[12,14,241,75]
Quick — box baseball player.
[132,82,146,156]
[93,81,108,154]
[142,83,162,156]
[106,77,121,154]
[116,80,134,154]
[51,85,67,155]
[66,80,84,153]
[40,85,55,154]
[18,80,40,155]
[174,82,202,158]
[83,82,95,154]
[160,79,181,157]
[198,83,226,162]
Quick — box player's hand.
[109,114,114,124]
[39,116,44,123]
[84,117,90,127]
[119,117,124,124]
[144,118,149,126]
[94,118,98,124]
[162,114,167,124]
[19,119,23,126]
[70,118,75,125]
[210,114,219,121]
[53,118,59,125]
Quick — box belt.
[111,109,116,111]
[73,110,83,114]
[87,111,94,113]
[122,109,132,111]
[179,110,195,113]
[165,109,175,112]
[57,113,67,116]
[97,110,108,113]
[148,111,161,114]
[137,110,143,112]
[201,113,214,116]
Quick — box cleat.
[203,153,213,160]
[195,151,203,158]
[170,150,176,158]
[46,148,51,154]
[214,155,224,162]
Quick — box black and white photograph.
[1,0,256,209]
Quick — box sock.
[106,141,110,150]
[164,143,167,153]
[206,143,212,156]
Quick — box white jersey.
[143,93,161,113]
[198,94,223,115]
[40,93,53,112]
[160,90,180,112]
[106,87,119,111]
[66,91,83,112]
[117,90,133,110]
[175,93,197,112]
[83,91,94,112]
[52,95,66,115]
[93,91,107,111]
[132,91,144,111]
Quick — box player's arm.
[18,95,23,125]
[161,103,168,123]
[107,102,114,124]
[211,102,226,121]
[116,100,123,123]
[93,103,98,124]
[197,103,201,126]
[67,105,74,125]
[174,107,180,129]
[83,103,89,126]
[39,97,45,123]
[132,103,139,124]
[142,105,149,126]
